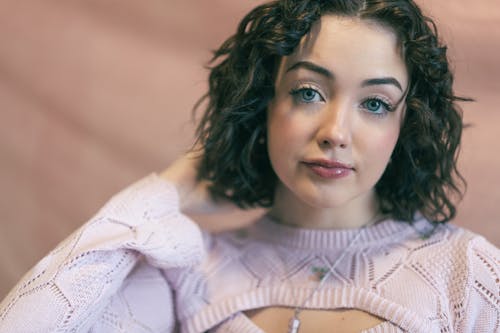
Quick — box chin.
[296,188,355,209]
[296,178,377,210]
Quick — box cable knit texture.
[0,174,498,333]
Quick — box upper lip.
[302,158,355,170]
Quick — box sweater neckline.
[250,214,426,249]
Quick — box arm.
[0,173,205,333]
[159,149,238,215]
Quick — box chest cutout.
[244,307,385,333]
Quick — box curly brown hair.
[195,0,469,225]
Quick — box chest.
[244,307,387,333]
[168,234,455,333]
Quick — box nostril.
[319,139,331,148]
[320,139,347,149]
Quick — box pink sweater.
[0,174,498,332]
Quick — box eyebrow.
[285,60,403,91]
[286,61,333,79]
[361,77,402,92]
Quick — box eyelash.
[289,86,324,104]
[289,86,395,117]
[360,96,395,117]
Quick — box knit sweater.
[0,174,498,333]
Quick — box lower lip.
[304,164,353,179]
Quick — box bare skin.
[245,308,385,332]
[160,152,389,332]
[160,14,407,333]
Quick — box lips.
[302,159,354,179]
[303,159,354,169]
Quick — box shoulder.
[460,229,499,308]
[379,220,498,307]
[366,220,499,330]
[438,223,499,274]
[401,219,496,256]
[409,222,498,278]
[426,223,498,310]
[438,224,500,331]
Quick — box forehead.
[277,15,408,87]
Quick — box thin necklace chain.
[287,216,379,333]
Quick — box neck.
[268,184,380,230]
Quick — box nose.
[316,101,352,149]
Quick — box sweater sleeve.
[0,174,205,333]
[457,236,499,332]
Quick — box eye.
[290,87,324,103]
[361,97,394,115]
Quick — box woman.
[0,0,498,332]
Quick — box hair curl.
[195,0,469,224]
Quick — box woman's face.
[267,15,408,214]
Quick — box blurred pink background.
[0,0,499,298]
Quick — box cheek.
[267,108,303,152]
[380,127,400,151]
[267,117,294,170]
[266,109,312,177]
[359,125,400,166]
[374,131,400,188]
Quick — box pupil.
[303,90,314,100]
[368,100,380,110]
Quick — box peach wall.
[0,0,498,298]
